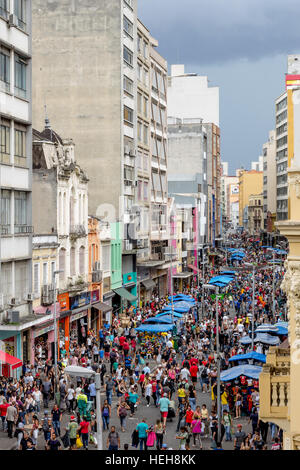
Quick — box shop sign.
[123,272,137,285]
[70,292,91,310]
[58,293,70,312]
[91,289,100,303]
[34,324,54,338]
[70,310,88,323]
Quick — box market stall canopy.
[91,302,112,313]
[113,287,137,302]
[240,333,280,346]
[220,364,262,382]
[229,352,266,363]
[220,270,238,276]
[0,350,22,370]
[142,316,173,324]
[255,324,279,334]
[156,311,183,319]
[135,324,174,333]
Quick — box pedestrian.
[158,392,170,429]
[154,419,164,450]
[234,424,246,450]
[136,418,149,450]
[66,415,79,450]
[79,415,90,450]
[107,425,120,451]
[101,400,111,431]
[117,401,130,432]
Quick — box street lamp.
[52,269,63,396]
[203,283,221,444]
[64,365,103,450]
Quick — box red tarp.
[0,350,22,370]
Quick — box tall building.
[0,0,33,371]
[275,92,288,221]
[238,170,263,228]
[262,130,276,233]
[168,65,219,126]
[251,156,263,171]
[247,193,264,234]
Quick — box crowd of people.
[0,232,287,451]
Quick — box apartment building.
[248,194,264,234]
[263,130,276,232]
[275,92,288,221]
[0,0,33,370]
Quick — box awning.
[0,350,22,370]
[188,264,201,274]
[141,279,156,290]
[91,302,112,313]
[113,287,138,302]
[172,272,193,279]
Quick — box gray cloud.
[139,0,300,65]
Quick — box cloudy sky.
[138,0,299,173]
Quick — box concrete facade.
[168,64,219,127]
[263,130,276,230]
[238,170,263,227]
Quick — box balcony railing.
[259,346,290,431]
[70,225,86,237]
[14,225,34,234]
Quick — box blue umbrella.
[156,311,183,319]
[229,352,266,363]
[135,324,174,333]
[142,317,173,325]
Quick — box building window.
[15,260,29,301]
[143,125,148,145]
[14,54,27,99]
[0,0,9,19]
[137,93,142,114]
[14,0,26,31]
[123,16,133,38]
[123,46,133,67]
[144,181,148,200]
[51,261,55,283]
[14,128,26,167]
[123,75,133,96]
[137,180,142,201]
[0,121,10,164]
[138,122,142,142]
[0,46,10,91]
[79,246,85,274]
[70,247,76,276]
[43,262,48,285]
[14,191,27,233]
[33,264,39,296]
[143,97,148,118]
[124,0,133,9]
[137,35,142,53]
[124,105,134,125]
[1,262,12,305]
[59,249,66,281]
[143,41,148,58]
[0,189,11,234]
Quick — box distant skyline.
[138,0,298,174]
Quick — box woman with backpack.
[117,401,130,432]
[101,400,111,431]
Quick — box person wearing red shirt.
[123,340,130,357]
[189,357,198,367]
[79,417,90,450]
[119,336,125,351]
[185,405,194,431]
[190,364,198,384]
[0,401,9,431]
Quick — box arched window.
[70,246,76,276]
[79,246,85,275]
[59,248,66,281]
[70,187,75,229]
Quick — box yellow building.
[238,170,263,227]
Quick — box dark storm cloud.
[138,0,300,65]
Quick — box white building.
[32,125,89,295]
[167,64,219,127]
[251,156,264,172]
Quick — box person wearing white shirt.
[180,367,190,381]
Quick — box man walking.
[6,403,17,438]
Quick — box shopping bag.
[76,434,83,449]
[61,431,70,449]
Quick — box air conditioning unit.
[9,298,16,306]
[8,14,17,27]
[92,270,103,283]
[27,293,34,302]
[41,285,54,306]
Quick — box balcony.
[259,346,290,431]
[70,225,86,239]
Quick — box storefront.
[113,285,138,313]
[34,324,55,361]
[0,350,22,378]
[172,272,194,292]
[89,289,100,332]
[69,310,88,345]
[139,278,156,305]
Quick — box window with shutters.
[1,262,12,305]
[14,191,27,233]
[14,127,26,167]
[0,189,11,234]
[0,121,10,164]
[15,260,28,300]
[43,262,48,285]
[79,246,85,274]
[14,54,27,99]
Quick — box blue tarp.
[173,301,193,310]
[168,295,195,304]
[240,333,280,346]
[255,324,288,336]
[142,317,173,324]
[209,275,233,287]
[154,315,179,323]
[162,306,187,314]
[220,270,237,276]
[229,352,266,363]
[220,365,262,382]
[135,324,174,333]
[156,311,183,319]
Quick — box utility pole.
[52,270,63,398]
[215,286,221,444]
[252,265,255,351]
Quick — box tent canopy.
[156,311,183,319]
[113,287,137,302]
[229,352,266,363]
[220,364,262,382]
[0,350,22,370]
[135,324,174,333]
[240,333,280,346]
[142,317,173,324]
